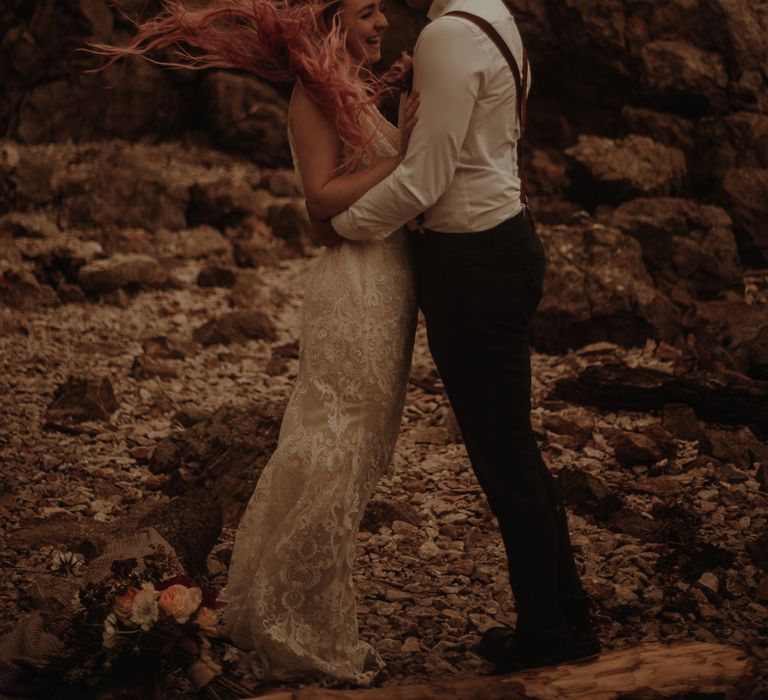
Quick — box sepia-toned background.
[1,0,767,698]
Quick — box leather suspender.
[445,9,531,208]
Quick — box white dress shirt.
[332,0,530,239]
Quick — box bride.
[87,0,420,685]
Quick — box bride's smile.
[339,0,389,64]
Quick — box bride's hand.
[397,89,420,156]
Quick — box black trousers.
[412,209,590,643]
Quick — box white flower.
[102,612,118,648]
[158,584,203,624]
[50,550,84,576]
[130,582,160,630]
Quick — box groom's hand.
[306,205,343,248]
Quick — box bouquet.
[381,51,414,94]
[20,544,250,699]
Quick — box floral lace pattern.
[220,104,417,685]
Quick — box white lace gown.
[219,104,417,685]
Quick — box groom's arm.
[331,19,483,241]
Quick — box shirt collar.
[427,0,463,21]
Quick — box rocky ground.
[1,138,767,696]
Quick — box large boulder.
[200,71,290,168]
[694,300,768,380]
[639,40,728,114]
[606,198,743,300]
[717,168,768,265]
[530,219,681,353]
[621,106,696,150]
[695,112,768,180]
[2,0,188,143]
[565,135,686,206]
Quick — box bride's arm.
[289,86,413,222]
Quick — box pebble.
[418,541,440,561]
[401,637,421,653]
[698,572,720,594]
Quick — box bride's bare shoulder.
[289,84,332,132]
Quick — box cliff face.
[1,0,767,261]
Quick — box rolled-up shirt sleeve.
[332,18,484,241]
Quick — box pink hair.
[82,0,386,172]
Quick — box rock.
[77,253,167,293]
[272,340,300,359]
[385,589,414,603]
[0,264,59,310]
[699,427,768,471]
[200,71,290,167]
[130,355,179,381]
[196,265,238,288]
[698,572,720,594]
[265,354,288,377]
[45,376,118,425]
[662,403,702,442]
[695,112,768,183]
[187,181,272,230]
[612,431,665,467]
[173,225,229,260]
[172,407,211,428]
[747,531,768,571]
[694,300,768,380]
[530,220,681,353]
[699,0,768,110]
[401,637,421,654]
[192,310,277,346]
[606,198,742,300]
[263,171,302,197]
[556,467,623,520]
[717,168,768,265]
[0,211,59,239]
[557,466,660,540]
[141,335,196,360]
[11,56,187,145]
[552,362,768,436]
[56,149,190,231]
[418,540,440,561]
[542,409,594,449]
[27,239,105,296]
[229,272,273,310]
[233,236,281,269]
[148,400,287,526]
[361,500,421,533]
[621,106,696,150]
[565,135,686,206]
[640,40,728,114]
[756,576,768,603]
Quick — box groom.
[317,0,601,672]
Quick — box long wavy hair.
[83,0,386,172]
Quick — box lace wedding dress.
[220,100,417,685]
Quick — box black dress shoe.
[478,624,601,673]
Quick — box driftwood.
[552,363,768,436]
[258,641,755,700]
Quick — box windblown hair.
[83,0,385,172]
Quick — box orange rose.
[113,587,139,623]
[194,606,219,636]
[158,584,202,624]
